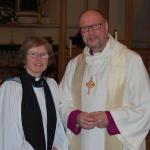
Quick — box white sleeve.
[0,81,34,150]
[48,78,69,150]
[59,58,79,127]
[111,54,150,149]
[20,141,34,150]
[53,116,69,150]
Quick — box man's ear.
[104,21,108,32]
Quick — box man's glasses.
[80,23,103,33]
[27,52,49,59]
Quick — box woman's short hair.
[18,36,52,65]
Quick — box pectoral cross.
[86,77,95,95]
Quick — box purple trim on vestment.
[106,111,120,135]
[67,110,81,135]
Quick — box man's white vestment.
[59,36,150,150]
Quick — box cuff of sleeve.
[67,110,81,135]
[106,111,120,135]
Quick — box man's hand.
[77,112,97,129]
[89,111,108,128]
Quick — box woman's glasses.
[27,52,49,59]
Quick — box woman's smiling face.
[25,45,49,77]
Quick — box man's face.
[80,11,108,53]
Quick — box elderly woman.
[0,36,68,150]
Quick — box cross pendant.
[86,77,95,95]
